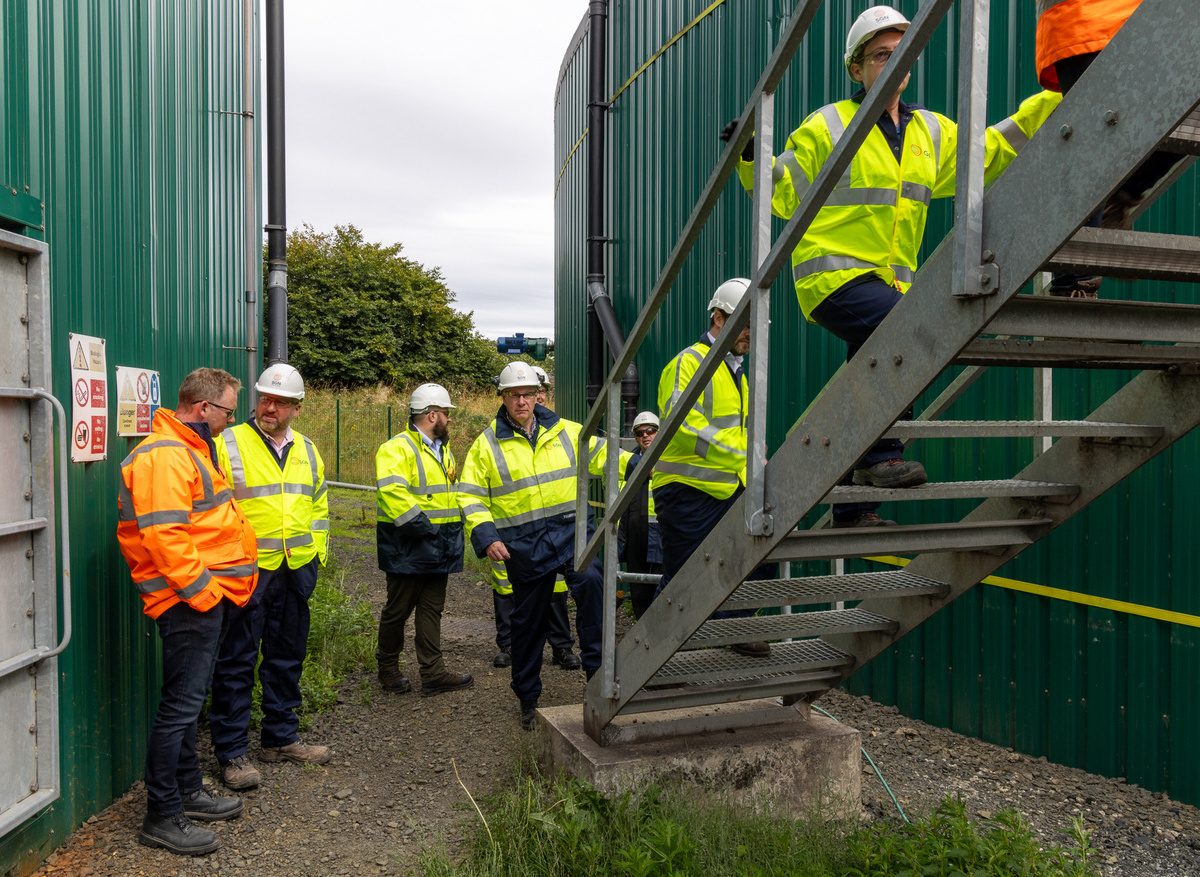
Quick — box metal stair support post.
[582,0,1200,738]
[952,0,996,298]
[745,88,774,538]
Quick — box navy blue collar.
[182,420,219,466]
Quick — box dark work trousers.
[146,599,230,816]
[209,559,318,759]
[493,589,575,653]
[376,571,449,686]
[1049,52,1182,293]
[509,557,603,704]
[653,482,777,617]
[810,276,911,523]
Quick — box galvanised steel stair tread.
[623,668,844,714]
[827,478,1080,504]
[650,638,854,686]
[1164,107,1200,154]
[681,608,897,649]
[722,569,951,610]
[885,419,1163,439]
[1045,227,1200,283]
[956,337,1200,369]
[987,295,1200,344]
[767,517,1054,563]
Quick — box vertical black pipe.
[265,0,288,362]
[586,0,639,426]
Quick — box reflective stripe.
[233,482,313,499]
[401,433,428,491]
[213,562,256,579]
[819,103,844,142]
[310,519,330,531]
[915,110,941,167]
[793,254,880,280]
[257,537,286,550]
[694,422,747,457]
[558,431,577,468]
[120,439,188,467]
[192,488,232,512]
[993,116,1029,153]
[176,568,214,600]
[302,436,321,495]
[494,500,576,529]
[377,474,410,489]
[383,504,424,527]
[482,429,513,483]
[825,187,897,207]
[654,460,740,484]
[118,480,136,521]
[134,574,168,595]
[900,181,932,206]
[224,428,246,486]
[137,509,190,529]
[461,501,490,517]
[285,533,314,548]
[314,483,328,500]
[457,483,489,498]
[187,449,215,503]
[891,264,915,284]
[779,149,807,194]
[489,468,576,497]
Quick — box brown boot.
[259,741,331,764]
[731,641,772,658]
[420,672,474,697]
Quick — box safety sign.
[69,332,107,462]
[115,365,162,437]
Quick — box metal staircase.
[574,0,1200,745]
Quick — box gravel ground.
[32,492,1200,876]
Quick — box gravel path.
[33,492,1200,876]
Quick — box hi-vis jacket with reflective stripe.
[375,424,464,575]
[458,405,622,582]
[651,337,747,501]
[736,89,1061,320]
[487,559,568,597]
[216,421,329,572]
[117,408,258,620]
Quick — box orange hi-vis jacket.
[1035,0,1141,91]
[118,408,259,619]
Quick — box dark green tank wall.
[0,1,259,871]
[554,0,1200,804]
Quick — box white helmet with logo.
[844,5,909,71]
[255,363,305,401]
[632,411,660,431]
[409,382,455,415]
[532,365,550,388]
[707,277,750,315]
[496,361,541,394]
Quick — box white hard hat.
[496,361,540,394]
[255,363,305,401]
[632,411,660,431]
[707,277,750,315]
[409,382,455,415]
[532,365,549,388]
[844,5,909,71]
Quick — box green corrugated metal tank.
[554,0,1200,804]
[0,2,259,872]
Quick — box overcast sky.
[283,1,588,342]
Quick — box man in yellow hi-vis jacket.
[728,5,1061,527]
[209,364,331,793]
[375,383,474,699]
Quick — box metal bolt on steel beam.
[894,355,904,365]
[869,357,877,367]
[1060,124,1073,138]
[1104,110,1119,125]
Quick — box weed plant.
[298,559,378,718]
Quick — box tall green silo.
[554,0,1200,804]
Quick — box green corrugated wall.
[554,0,1200,804]
[0,2,259,871]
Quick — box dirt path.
[33,491,1200,876]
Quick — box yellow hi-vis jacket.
[375,424,464,575]
[651,336,747,501]
[216,421,329,572]
[458,404,624,582]
[487,559,568,597]
[736,89,1062,321]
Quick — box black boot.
[520,700,539,731]
[182,787,244,822]
[138,811,219,856]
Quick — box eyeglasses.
[634,428,658,438]
[504,390,537,400]
[863,48,895,66]
[206,400,237,421]
[259,396,298,410]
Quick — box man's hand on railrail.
[719,119,755,162]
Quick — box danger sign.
[69,332,107,463]
[115,365,162,437]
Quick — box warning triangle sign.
[121,376,136,401]
[73,343,88,370]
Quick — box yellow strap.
[554,0,729,195]
[866,556,1200,629]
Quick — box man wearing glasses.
[728,5,1060,527]
[208,363,332,793]
[118,368,258,855]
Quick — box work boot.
[259,740,332,764]
[852,459,927,488]
[220,754,261,791]
[832,513,897,529]
[1101,190,1143,230]
[421,672,474,697]
[552,648,582,670]
[520,700,539,731]
[1049,276,1101,299]
[138,812,218,856]
[378,667,412,693]
[493,650,512,668]
[182,787,244,822]
[731,641,772,658]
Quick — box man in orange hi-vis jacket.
[117,367,258,857]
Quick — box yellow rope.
[554,0,730,195]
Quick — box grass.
[298,558,378,718]
[419,771,1097,877]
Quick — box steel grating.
[767,518,1052,563]
[1164,107,1200,154]
[985,295,1200,344]
[683,608,896,649]
[722,569,950,610]
[622,669,844,715]
[826,478,1080,504]
[1045,228,1200,283]
[956,338,1200,369]
[886,420,1162,439]
[651,638,853,685]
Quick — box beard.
[433,419,450,443]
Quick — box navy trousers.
[209,559,318,760]
[493,589,574,653]
[653,482,777,616]
[509,557,602,704]
[810,277,912,522]
[146,599,230,816]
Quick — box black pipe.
[265,0,288,362]
[586,0,638,426]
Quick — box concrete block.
[536,699,860,818]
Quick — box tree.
[268,225,508,388]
